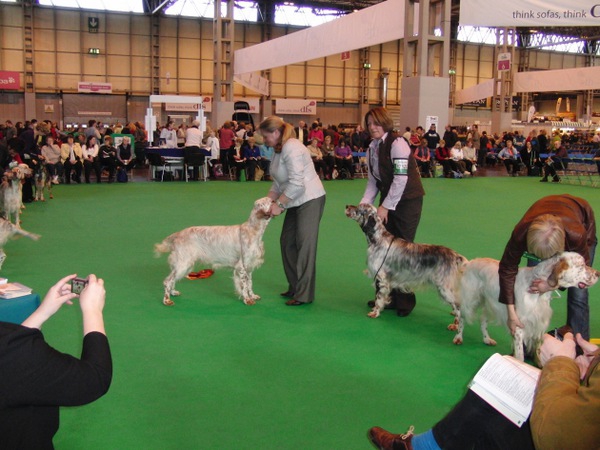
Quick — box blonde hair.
[258,116,296,147]
[526,214,565,260]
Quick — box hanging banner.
[460,0,599,27]
[275,99,317,115]
[78,82,112,94]
[0,71,20,90]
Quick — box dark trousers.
[503,159,521,174]
[84,159,102,183]
[381,195,423,314]
[280,196,326,304]
[64,160,82,183]
[46,162,63,178]
[432,390,534,450]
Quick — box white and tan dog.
[345,203,468,337]
[457,252,599,361]
[0,164,31,227]
[0,217,40,270]
[155,197,273,306]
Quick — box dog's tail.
[154,240,172,258]
[14,227,40,241]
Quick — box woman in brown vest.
[360,107,425,316]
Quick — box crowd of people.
[1,108,599,449]
[0,119,146,191]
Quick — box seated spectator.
[204,129,220,179]
[450,141,469,175]
[594,146,600,174]
[159,121,177,148]
[413,138,432,177]
[81,136,101,184]
[0,274,112,449]
[230,138,246,181]
[462,138,477,174]
[98,135,118,183]
[307,137,329,180]
[520,140,539,177]
[498,139,521,176]
[115,136,136,171]
[40,135,63,184]
[259,142,274,181]
[242,136,261,181]
[367,331,600,450]
[320,135,336,179]
[540,143,564,183]
[334,138,354,179]
[434,139,453,178]
[552,139,569,170]
[60,135,83,184]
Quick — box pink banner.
[0,71,20,90]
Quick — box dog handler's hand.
[377,206,388,224]
[506,305,524,335]
[528,278,553,294]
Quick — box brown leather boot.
[367,426,414,450]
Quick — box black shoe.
[395,293,416,317]
[280,291,295,298]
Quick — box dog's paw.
[367,310,380,318]
[244,298,256,305]
[163,297,174,306]
[453,335,463,345]
[170,290,180,297]
[483,337,497,346]
[250,294,260,301]
[447,323,458,331]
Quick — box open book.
[469,353,541,427]
[0,282,33,299]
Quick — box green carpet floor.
[6,176,599,449]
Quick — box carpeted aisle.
[5,176,598,449]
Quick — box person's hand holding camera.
[78,274,106,336]
[21,274,79,330]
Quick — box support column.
[491,27,516,134]
[22,0,36,119]
[213,0,235,127]
[400,0,451,129]
[151,15,160,95]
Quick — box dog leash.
[373,236,396,281]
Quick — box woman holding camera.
[0,274,112,448]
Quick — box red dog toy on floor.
[186,269,214,280]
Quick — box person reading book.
[0,274,112,449]
[367,331,600,450]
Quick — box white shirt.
[185,127,202,147]
[268,138,325,208]
[160,128,178,147]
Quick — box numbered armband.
[392,158,409,176]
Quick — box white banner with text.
[460,0,599,27]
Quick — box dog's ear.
[362,215,377,232]
[548,258,569,288]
